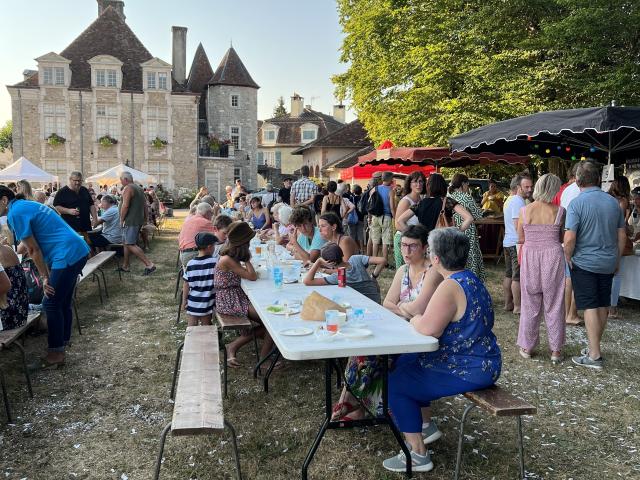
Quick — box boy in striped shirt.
[181,232,218,326]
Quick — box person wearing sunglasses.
[393,171,426,269]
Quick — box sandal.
[338,408,365,422]
[226,356,242,368]
[331,401,357,420]
[519,348,531,359]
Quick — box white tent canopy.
[86,163,157,187]
[0,156,58,183]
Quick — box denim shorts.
[123,225,141,245]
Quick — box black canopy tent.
[449,106,640,166]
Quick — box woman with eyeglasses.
[393,171,426,269]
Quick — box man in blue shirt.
[369,171,395,263]
[0,186,89,368]
[564,161,626,369]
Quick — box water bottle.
[273,265,283,290]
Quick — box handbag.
[435,197,453,229]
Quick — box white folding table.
[241,279,439,478]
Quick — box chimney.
[333,104,346,123]
[290,93,304,117]
[172,26,187,85]
[97,0,126,20]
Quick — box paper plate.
[266,305,301,315]
[280,327,313,336]
[338,327,373,339]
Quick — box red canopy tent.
[340,162,435,181]
[357,147,530,169]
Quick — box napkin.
[300,291,346,321]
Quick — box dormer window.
[158,72,168,90]
[88,55,123,90]
[302,130,316,141]
[263,130,276,141]
[43,67,65,86]
[141,58,172,92]
[96,69,118,87]
[300,123,319,144]
[147,72,156,89]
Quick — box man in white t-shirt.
[503,173,532,314]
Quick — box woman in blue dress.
[384,227,502,473]
[0,185,89,368]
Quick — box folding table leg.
[517,415,525,479]
[92,274,103,305]
[262,350,281,393]
[224,420,243,480]
[153,423,172,480]
[98,268,109,298]
[174,268,183,300]
[73,298,82,335]
[302,360,333,479]
[175,300,182,325]
[170,342,184,400]
[253,346,277,379]
[12,342,33,398]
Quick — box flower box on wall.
[151,137,168,149]
[46,133,66,146]
[98,135,118,147]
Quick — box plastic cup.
[325,310,339,333]
[353,307,365,324]
[273,266,283,290]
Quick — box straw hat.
[226,221,255,247]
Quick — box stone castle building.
[6,0,259,198]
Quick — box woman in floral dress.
[447,173,485,281]
[0,244,25,330]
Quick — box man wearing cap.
[178,202,217,268]
[181,232,219,326]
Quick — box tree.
[0,120,11,153]
[333,0,640,149]
[273,96,288,118]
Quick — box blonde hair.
[17,179,33,200]
[532,174,562,203]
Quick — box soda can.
[337,267,346,287]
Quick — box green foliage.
[0,121,12,153]
[334,0,640,149]
[273,96,287,118]
[151,137,168,149]
[98,134,117,147]
[47,132,66,146]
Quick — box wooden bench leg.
[0,369,11,423]
[454,403,476,480]
[153,422,172,480]
[11,342,33,398]
[224,419,243,480]
[219,331,229,398]
[517,416,525,479]
[170,342,184,400]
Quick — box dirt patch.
[0,215,638,479]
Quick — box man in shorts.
[564,161,626,369]
[502,173,532,314]
[369,171,395,262]
[119,171,156,275]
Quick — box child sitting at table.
[182,232,219,327]
[214,221,275,367]
[212,214,233,256]
[303,242,386,303]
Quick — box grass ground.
[0,212,638,479]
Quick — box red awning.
[358,147,530,168]
[340,162,435,181]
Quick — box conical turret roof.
[208,47,259,89]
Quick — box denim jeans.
[42,256,88,352]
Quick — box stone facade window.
[96,69,118,87]
[43,104,66,138]
[96,104,118,139]
[158,72,168,90]
[230,126,241,150]
[231,94,239,108]
[147,160,170,186]
[147,107,168,141]
[44,158,67,178]
[43,67,65,86]
[234,167,241,182]
[146,72,156,89]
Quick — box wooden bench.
[215,312,260,397]
[154,325,241,480]
[455,385,537,480]
[73,251,117,335]
[0,312,42,422]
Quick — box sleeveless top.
[251,211,267,229]
[521,205,565,248]
[401,195,420,226]
[399,263,427,303]
[418,270,501,386]
[326,194,342,217]
[122,184,146,226]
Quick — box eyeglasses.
[400,242,421,252]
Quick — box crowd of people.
[0,172,158,368]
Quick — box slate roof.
[209,47,259,89]
[186,43,214,119]
[291,119,372,154]
[60,6,153,91]
[259,109,344,146]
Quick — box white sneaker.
[422,421,442,444]
[383,449,434,473]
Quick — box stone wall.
[206,84,257,190]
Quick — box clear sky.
[0,0,354,126]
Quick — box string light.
[590,146,596,153]
[545,148,551,154]
[565,147,571,152]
